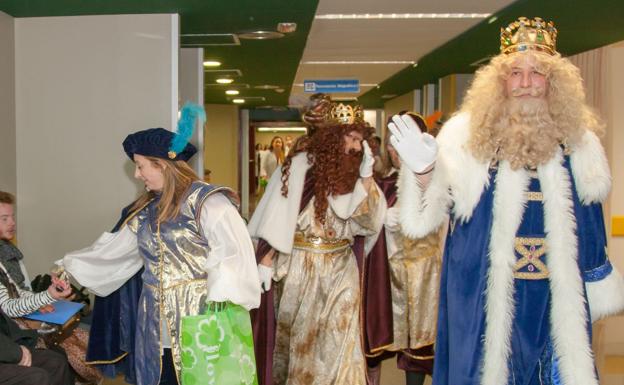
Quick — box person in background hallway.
[259,136,286,184]
[369,135,384,176]
[284,135,293,155]
[364,113,442,385]
[389,17,624,385]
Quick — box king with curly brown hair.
[248,96,386,385]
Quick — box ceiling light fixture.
[294,83,378,87]
[257,126,307,132]
[488,16,498,24]
[277,23,297,33]
[254,84,280,90]
[315,13,491,20]
[216,78,234,84]
[203,60,221,67]
[232,98,245,104]
[225,90,239,95]
[238,31,285,40]
[300,60,414,65]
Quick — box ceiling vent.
[181,33,240,46]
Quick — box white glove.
[359,140,375,177]
[258,264,273,292]
[385,207,401,229]
[388,115,437,173]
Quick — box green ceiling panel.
[359,0,624,108]
[0,0,319,107]
[2,0,623,109]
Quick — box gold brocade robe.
[272,183,383,385]
[128,183,233,385]
[385,217,443,353]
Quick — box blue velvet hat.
[122,102,205,162]
[123,127,197,161]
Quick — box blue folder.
[23,300,85,325]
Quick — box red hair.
[281,122,373,224]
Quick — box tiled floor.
[102,315,624,385]
[594,315,624,385]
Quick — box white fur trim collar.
[481,161,529,385]
[438,113,610,221]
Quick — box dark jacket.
[0,309,37,363]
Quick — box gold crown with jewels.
[500,17,558,55]
[329,103,365,125]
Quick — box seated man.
[0,307,73,385]
[0,191,102,384]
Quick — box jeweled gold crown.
[500,17,558,55]
[330,103,365,125]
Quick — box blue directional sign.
[303,79,360,93]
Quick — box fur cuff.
[570,130,611,204]
[586,266,624,322]
[397,165,449,239]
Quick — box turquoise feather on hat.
[168,102,206,159]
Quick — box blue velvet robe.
[85,202,143,384]
[432,156,610,385]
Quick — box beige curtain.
[567,47,608,116]
[568,45,612,378]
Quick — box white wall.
[606,41,624,272]
[0,11,16,195]
[204,104,239,191]
[14,14,178,275]
[179,48,204,176]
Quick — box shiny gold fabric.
[272,184,382,385]
[129,183,233,385]
[385,224,442,352]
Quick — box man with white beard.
[389,17,624,385]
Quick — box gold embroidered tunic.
[384,214,442,353]
[271,181,383,385]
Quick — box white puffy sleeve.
[59,225,143,297]
[200,193,261,310]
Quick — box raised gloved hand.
[359,140,375,178]
[388,115,437,174]
[258,264,273,293]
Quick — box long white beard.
[493,96,560,169]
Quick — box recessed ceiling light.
[293,83,378,87]
[412,63,419,68]
[488,16,498,24]
[254,84,280,90]
[203,60,221,67]
[238,31,284,40]
[275,88,285,93]
[225,90,240,95]
[315,13,491,20]
[216,78,234,84]
[300,60,414,65]
[258,126,307,132]
[232,98,245,104]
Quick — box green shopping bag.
[180,302,258,385]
